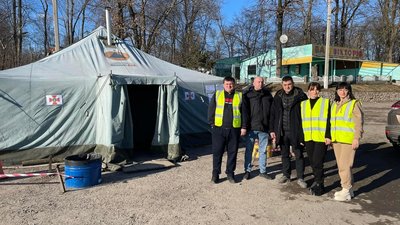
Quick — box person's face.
[223,80,235,93]
[282,80,294,94]
[308,86,320,99]
[253,77,264,91]
[337,88,349,99]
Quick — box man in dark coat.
[242,76,273,180]
[269,76,308,188]
[208,76,247,184]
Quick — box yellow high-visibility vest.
[214,90,242,128]
[301,97,330,142]
[331,100,357,144]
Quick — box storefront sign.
[313,45,363,59]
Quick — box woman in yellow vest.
[300,82,331,196]
[331,82,364,201]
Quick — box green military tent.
[0,27,222,165]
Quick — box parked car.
[385,100,400,150]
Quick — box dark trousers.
[305,141,327,184]
[212,127,240,176]
[281,133,304,179]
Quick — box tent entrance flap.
[127,84,159,152]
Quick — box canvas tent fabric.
[0,26,222,165]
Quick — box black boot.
[227,174,236,183]
[310,183,325,196]
[211,174,219,184]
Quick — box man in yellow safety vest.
[208,76,247,184]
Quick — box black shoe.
[243,172,251,180]
[310,183,325,196]
[211,174,219,184]
[227,175,236,183]
[259,173,273,180]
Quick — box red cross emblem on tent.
[46,95,63,106]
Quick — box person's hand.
[325,138,332,145]
[352,139,359,150]
[270,132,276,141]
[240,128,247,136]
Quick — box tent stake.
[56,165,66,193]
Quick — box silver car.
[385,100,400,150]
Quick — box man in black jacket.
[242,76,273,180]
[269,76,308,188]
[208,76,247,184]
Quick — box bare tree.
[218,1,274,59]
[106,0,181,53]
[276,0,298,77]
[377,0,399,62]
[62,0,91,45]
[0,1,15,69]
[39,0,49,55]
[332,0,366,47]
[169,0,219,68]
[302,0,314,44]
[216,20,237,57]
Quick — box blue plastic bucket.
[64,153,102,189]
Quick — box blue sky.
[221,0,255,22]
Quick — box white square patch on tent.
[46,95,63,106]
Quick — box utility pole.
[324,0,332,89]
[52,0,60,52]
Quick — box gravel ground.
[0,98,399,225]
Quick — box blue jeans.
[244,130,269,174]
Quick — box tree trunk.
[81,8,85,40]
[42,0,49,55]
[66,0,75,45]
[140,0,146,51]
[17,0,22,65]
[276,0,284,78]
[386,0,398,62]
[127,2,141,49]
[303,0,313,44]
[334,0,339,45]
[12,0,17,66]
[339,0,347,46]
[116,2,125,39]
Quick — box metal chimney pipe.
[105,7,112,46]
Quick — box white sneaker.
[334,188,354,198]
[297,179,307,188]
[334,188,353,201]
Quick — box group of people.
[208,76,364,202]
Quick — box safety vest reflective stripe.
[302,127,326,132]
[301,98,329,142]
[332,116,353,122]
[331,100,356,144]
[214,90,242,128]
